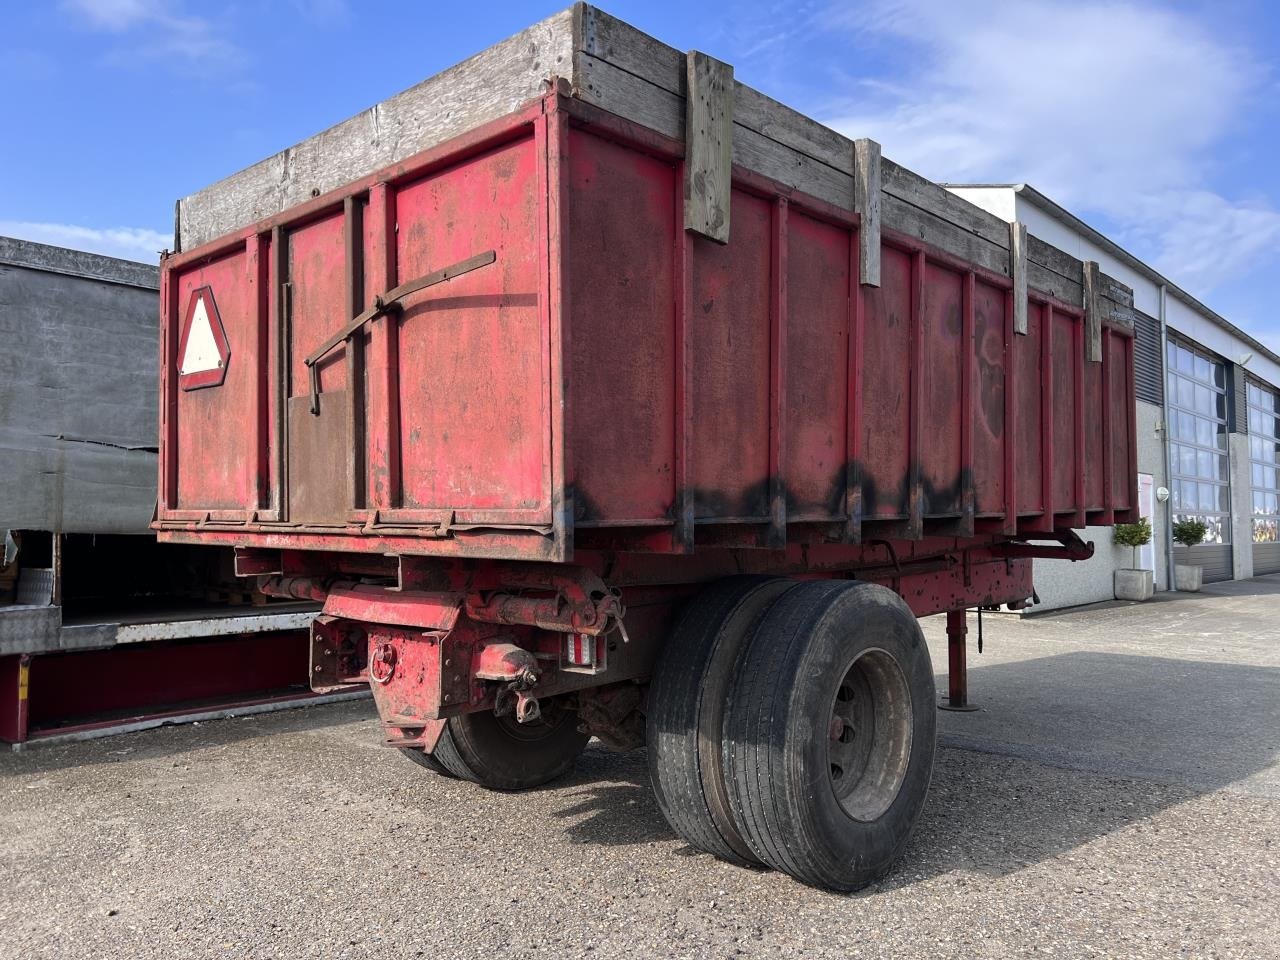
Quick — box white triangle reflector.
[180,295,222,374]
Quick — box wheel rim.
[826,647,913,822]
[491,700,572,743]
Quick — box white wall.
[1028,401,1167,611]
[945,186,1018,224]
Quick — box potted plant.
[1112,517,1154,601]
[1172,518,1208,592]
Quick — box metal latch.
[302,249,497,414]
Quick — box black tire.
[398,745,456,778]
[420,700,590,791]
[647,576,797,867]
[722,579,936,892]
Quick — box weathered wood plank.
[581,4,853,178]
[574,52,853,208]
[177,8,576,250]
[882,193,1010,277]
[1026,233,1083,287]
[683,51,734,243]
[1011,221,1028,334]
[1028,261,1081,307]
[853,139,882,287]
[881,159,1009,249]
[1084,260,1102,361]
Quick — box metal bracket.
[991,529,1095,562]
[302,249,497,414]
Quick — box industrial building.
[949,184,1280,610]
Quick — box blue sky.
[2,0,1277,348]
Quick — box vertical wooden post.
[1011,220,1028,335]
[683,50,734,244]
[854,139,881,288]
[1084,260,1102,362]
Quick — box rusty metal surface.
[157,91,1139,609]
[286,391,354,523]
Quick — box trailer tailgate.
[157,116,558,559]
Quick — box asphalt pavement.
[2,576,1278,959]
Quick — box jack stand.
[938,608,979,712]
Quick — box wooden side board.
[176,3,1136,325]
[176,7,577,251]
[573,5,1135,324]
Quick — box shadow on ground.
[4,645,1276,891]
[546,648,1279,886]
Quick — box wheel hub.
[826,647,913,821]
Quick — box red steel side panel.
[784,210,850,520]
[565,128,677,527]
[1050,308,1077,513]
[972,279,1007,516]
[173,248,259,512]
[1083,350,1105,509]
[861,247,914,520]
[688,192,773,521]
[289,211,350,399]
[392,136,547,517]
[1014,302,1044,515]
[921,262,964,517]
[24,632,310,728]
[1109,331,1137,516]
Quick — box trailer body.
[153,4,1140,890]
[155,99,1138,565]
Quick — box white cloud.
[62,0,244,73]
[0,220,167,263]
[818,0,1280,301]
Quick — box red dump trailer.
[155,5,1138,891]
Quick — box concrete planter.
[1114,568,1154,602]
[1175,563,1204,592]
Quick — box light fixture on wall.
[1156,486,1170,503]
[1239,352,1254,367]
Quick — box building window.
[1248,380,1280,543]
[1166,340,1230,544]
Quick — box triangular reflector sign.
[177,286,230,390]
[180,296,221,374]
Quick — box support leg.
[938,609,979,712]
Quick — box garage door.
[1173,544,1234,584]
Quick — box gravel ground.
[2,577,1278,960]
